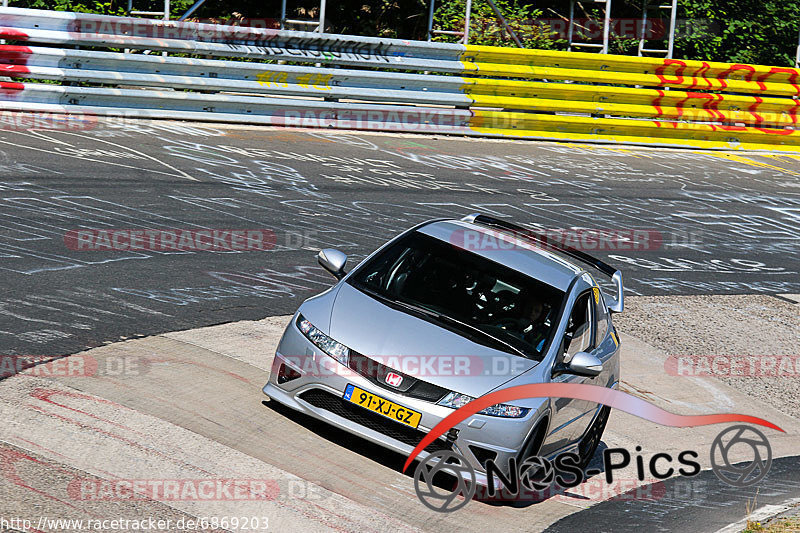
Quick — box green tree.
[431,0,562,48]
[674,0,800,66]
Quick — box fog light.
[277,363,302,384]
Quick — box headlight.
[438,391,530,418]
[296,315,350,365]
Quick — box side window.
[564,291,594,361]
[594,287,610,344]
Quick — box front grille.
[299,389,451,454]
[347,351,449,402]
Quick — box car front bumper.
[262,322,541,487]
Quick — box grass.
[743,517,800,532]
[742,492,800,532]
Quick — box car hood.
[326,282,538,398]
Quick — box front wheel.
[577,405,610,469]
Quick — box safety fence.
[1,7,800,150]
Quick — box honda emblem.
[385,372,403,387]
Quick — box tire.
[577,405,610,469]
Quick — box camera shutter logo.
[710,425,772,487]
[413,451,476,512]
[518,456,556,492]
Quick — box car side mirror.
[567,351,603,377]
[318,248,347,279]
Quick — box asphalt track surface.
[1,122,800,357]
[1,121,800,532]
[544,456,800,532]
[2,314,797,533]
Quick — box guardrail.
[1,7,800,150]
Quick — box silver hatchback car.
[263,214,623,485]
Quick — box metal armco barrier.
[2,7,800,150]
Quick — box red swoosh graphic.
[402,383,783,472]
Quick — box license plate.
[343,383,422,429]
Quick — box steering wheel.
[492,318,521,331]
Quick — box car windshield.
[347,230,565,359]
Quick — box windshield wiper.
[355,283,528,358]
[426,309,528,358]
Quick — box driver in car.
[520,299,550,353]
[498,292,551,354]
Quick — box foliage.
[673,0,800,66]
[431,0,800,65]
[431,0,562,49]
[15,0,202,17]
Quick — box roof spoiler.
[461,213,624,313]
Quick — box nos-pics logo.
[413,425,772,512]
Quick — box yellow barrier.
[470,111,800,151]
[463,46,800,86]
[461,45,800,150]
[461,62,800,96]
[465,81,800,127]
[470,95,798,128]
[2,5,798,151]
[465,79,797,112]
